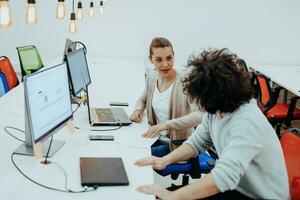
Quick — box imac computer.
[65,48,91,96]
[14,63,73,157]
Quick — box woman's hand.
[130,110,142,123]
[134,156,169,170]
[137,184,175,200]
[143,123,167,138]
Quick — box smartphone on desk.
[110,102,129,106]
[89,135,114,141]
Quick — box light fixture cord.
[72,0,74,12]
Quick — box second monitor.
[65,48,91,96]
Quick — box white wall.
[1,0,300,71]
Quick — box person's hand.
[134,156,169,170]
[130,110,142,123]
[137,184,175,200]
[143,123,167,138]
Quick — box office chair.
[16,45,44,80]
[280,129,300,200]
[255,72,300,137]
[0,71,9,97]
[156,150,216,191]
[0,56,19,90]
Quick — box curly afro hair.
[183,48,252,114]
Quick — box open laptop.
[80,157,129,186]
[65,48,132,126]
[89,106,132,126]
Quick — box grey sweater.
[185,99,290,199]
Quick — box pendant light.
[69,0,76,33]
[77,1,83,20]
[25,0,38,25]
[99,1,104,15]
[89,1,94,17]
[56,0,66,19]
[0,0,12,29]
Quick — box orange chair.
[281,129,300,200]
[0,56,19,90]
[255,72,300,137]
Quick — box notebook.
[80,157,129,186]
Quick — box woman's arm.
[137,173,219,200]
[165,111,202,130]
[131,75,151,122]
[135,143,197,169]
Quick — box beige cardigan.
[134,71,203,150]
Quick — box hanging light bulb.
[69,0,76,33]
[56,0,65,19]
[25,0,38,25]
[69,12,76,33]
[77,1,83,20]
[89,1,94,17]
[0,0,12,29]
[99,1,104,15]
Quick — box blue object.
[198,152,215,171]
[158,162,192,176]
[156,152,216,177]
[0,72,9,97]
[151,143,170,157]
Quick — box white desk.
[250,64,300,97]
[0,57,155,200]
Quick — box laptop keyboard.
[95,108,116,122]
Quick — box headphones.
[67,41,87,55]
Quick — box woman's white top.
[152,79,174,143]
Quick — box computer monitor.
[65,48,91,96]
[63,38,76,61]
[14,63,73,157]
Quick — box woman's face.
[150,47,174,78]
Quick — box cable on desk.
[43,136,53,164]
[72,104,80,114]
[91,125,122,132]
[52,162,97,193]
[11,153,98,193]
[4,126,25,143]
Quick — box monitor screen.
[24,63,73,143]
[65,48,91,95]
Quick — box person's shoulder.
[174,69,186,79]
[145,71,158,82]
[231,99,265,124]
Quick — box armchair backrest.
[281,130,300,200]
[0,56,19,90]
[0,72,9,97]
[255,73,274,108]
[16,45,43,79]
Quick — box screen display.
[24,63,73,143]
[66,48,91,95]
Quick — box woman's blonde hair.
[148,37,174,61]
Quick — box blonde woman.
[130,37,202,156]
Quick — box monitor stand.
[71,95,87,105]
[14,140,65,158]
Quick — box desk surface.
[250,64,300,97]
[0,57,155,200]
